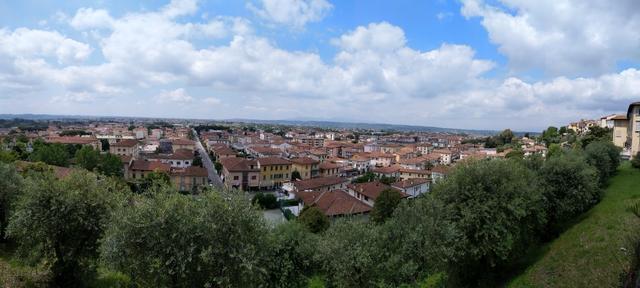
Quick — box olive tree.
[0,163,22,242]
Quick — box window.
[233,176,239,180]
[263,176,266,180]
[251,175,256,180]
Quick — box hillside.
[509,163,640,287]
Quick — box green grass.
[509,162,640,288]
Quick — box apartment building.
[110,139,139,157]
[257,157,292,189]
[627,102,640,158]
[290,157,320,180]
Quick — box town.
[2,101,638,222]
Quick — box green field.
[509,163,640,287]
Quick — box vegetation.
[298,206,330,233]
[252,192,278,209]
[291,170,302,181]
[29,142,70,167]
[632,153,640,169]
[370,188,403,224]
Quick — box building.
[144,149,194,168]
[296,189,371,218]
[170,166,208,192]
[257,157,292,189]
[627,102,640,158]
[290,157,320,180]
[126,160,171,180]
[318,161,340,177]
[219,157,260,191]
[170,139,195,152]
[211,145,236,160]
[110,139,139,157]
[286,176,350,193]
[46,136,102,151]
[346,181,408,207]
[295,137,324,147]
[609,115,628,149]
[392,178,430,198]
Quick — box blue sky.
[0,0,639,131]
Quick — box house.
[392,178,430,198]
[287,176,350,193]
[627,102,640,159]
[110,139,139,157]
[46,136,102,151]
[432,149,454,165]
[297,189,371,217]
[126,159,171,180]
[430,165,450,183]
[319,161,340,177]
[398,168,431,180]
[610,114,629,149]
[212,145,236,160]
[257,157,292,189]
[369,152,396,167]
[247,146,283,158]
[350,153,372,172]
[372,165,401,178]
[290,157,320,180]
[346,181,408,207]
[295,137,324,147]
[219,157,260,191]
[170,166,208,192]
[144,149,194,168]
[170,139,195,152]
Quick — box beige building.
[110,139,139,157]
[219,158,260,191]
[627,102,640,158]
[611,115,628,148]
[290,157,320,180]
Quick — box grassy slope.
[509,163,640,287]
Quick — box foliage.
[370,188,403,224]
[353,171,376,183]
[0,163,23,242]
[584,140,621,185]
[547,143,562,158]
[100,139,110,151]
[541,126,561,146]
[252,192,278,209]
[291,170,302,181]
[283,208,296,220]
[100,190,269,287]
[75,145,100,171]
[59,130,91,137]
[379,175,397,185]
[29,142,70,167]
[214,161,223,173]
[98,153,123,177]
[266,222,318,287]
[631,153,640,169]
[505,149,524,159]
[0,150,18,163]
[6,171,124,286]
[298,206,329,233]
[538,151,601,238]
[192,153,203,167]
[578,126,612,148]
[128,171,171,194]
[433,159,545,285]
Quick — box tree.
[505,149,524,159]
[214,161,223,174]
[547,143,562,158]
[75,146,100,171]
[541,126,560,146]
[0,150,17,163]
[0,163,22,242]
[29,143,70,166]
[98,153,123,177]
[252,192,278,209]
[538,152,600,238]
[632,153,640,169]
[129,170,171,194]
[370,188,403,224]
[192,154,203,167]
[584,140,621,185]
[291,170,302,181]
[353,172,376,183]
[100,139,110,152]
[266,222,319,287]
[101,190,269,287]
[298,206,329,233]
[432,159,545,284]
[497,129,515,145]
[6,171,123,286]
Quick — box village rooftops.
[290,157,319,165]
[170,138,195,145]
[129,160,171,172]
[392,178,430,189]
[171,166,208,177]
[293,176,349,192]
[46,136,99,145]
[112,139,139,147]
[297,189,371,217]
[347,181,409,200]
[257,157,291,166]
[219,157,259,172]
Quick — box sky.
[0,0,639,131]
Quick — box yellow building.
[627,102,640,158]
[611,115,628,148]
[290,157,319,180]
[257,157,292,189]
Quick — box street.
[192,128,223,188]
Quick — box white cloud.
[461,0,640,76]
[248,0,332,29]
[70,8,114,30]
[157,88,193,103]
[203,97,221,104]
[0,28,91,64]
[162,0,198,18]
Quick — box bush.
[0,163,22,242]
[101,190,269,287]
[298,206,329,233]
[584,140,621,185]
[266,222,318,287]
[252,193,278,209]
[370,188,403,224]
[632,153,640,169]
[279,199,299,207]
[283,209,296,220]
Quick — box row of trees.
[0,137,622,287]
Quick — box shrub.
[584,140,621,185]
[298,206,329,233]
[252,193,278,209]
[632,153,640,169]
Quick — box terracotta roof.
[171,139,194,145]
[46,136,99,145]
[611,114,628,120]
[430,165,450,174]
[372,165,402,174]
[171,166,208,177]
[399,168,430,175]
[213,146,236,155]
[319,162,340,169]
[298,189,371,217]
[145,149,194,160]
[118,155,132,164]
[290,157,319,165]
[112,139,138,147]
[293,176,349,191]
[129,160,170,172]
[258,157,291,166]
[219,158,259,172]
[347,181,408,200]
[392,178,430,189]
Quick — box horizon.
[1,0,639,131]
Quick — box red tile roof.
[258,157,291,166]
[171,166,208,177]
[219,158,259,172]
[46,136,99,145]
[293,176,349,191]
[298,189,371,217]
[112,139,138,147]
[347,181,408,200]
[392,178,430,189]
[290,157,319,165]
[129,160,171,172]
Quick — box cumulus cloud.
[70,8,114,30]
[248,0,332,28]
[461,0,640,76]
[157,88,193,103]
[203,97,221,104]
[0,28,91,64]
